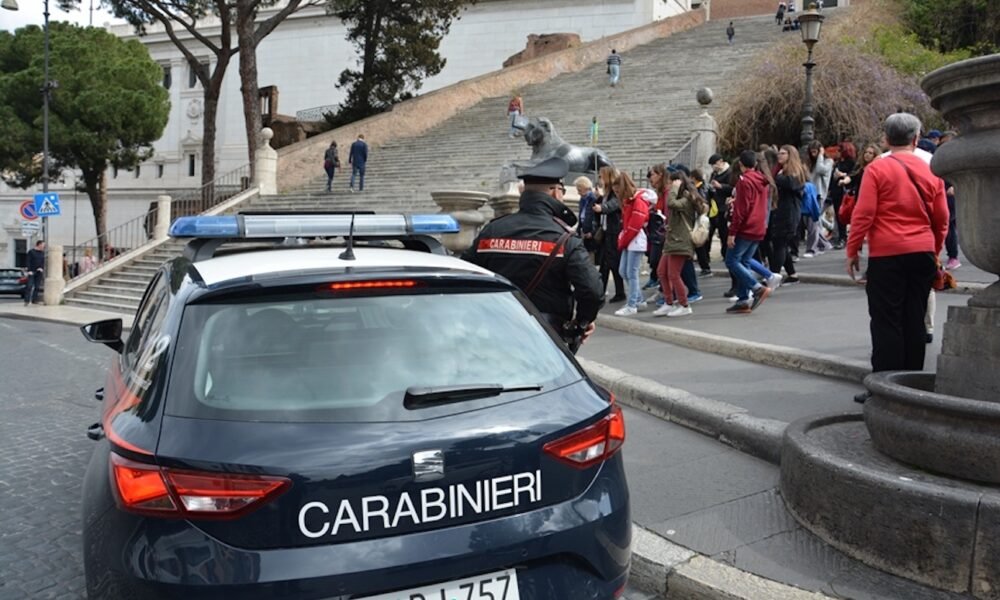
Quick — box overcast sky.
[1,1,124,32]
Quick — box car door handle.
[86,422,105,441]
[94,387,104,402]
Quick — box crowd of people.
[569,115,960,327]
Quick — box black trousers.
[866,252,936,372]
[597,239,624,297]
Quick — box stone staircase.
[63,240,188,313]
[250,14,786,214]
[62,13,800,313]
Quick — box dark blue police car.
[80,213,631,599]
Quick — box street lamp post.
[798,6,825,147]
[2,0,52,251]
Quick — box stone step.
[88,284,147,297]
[101,276,153,287]
[64,296,137,314]
[73,289,142,306]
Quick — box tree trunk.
[237,3,262,177]
[200,55,229,194]
[82,168,107,261]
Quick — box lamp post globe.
[798,6,825,147]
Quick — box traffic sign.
[34,192,61,217]
[19,200,38,221]
[20,220,41,238]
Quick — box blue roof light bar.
[169,216,240,238]
[168,214,460,239]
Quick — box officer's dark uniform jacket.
[463,191,604,325]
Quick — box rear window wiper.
[404,383,542,409]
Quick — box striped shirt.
[607,53,622,66]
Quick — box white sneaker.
[667,305,693,317]
[614,305,638,316]
[652,304,673,316]
[767,273,783,288]
[803,252,815,258]
[636,300,649,310]
[729,291,753,302]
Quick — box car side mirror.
[80,319,124,354]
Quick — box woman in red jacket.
[614,172,650,316]
[847,113,949,402]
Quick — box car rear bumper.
[85,456,630,599]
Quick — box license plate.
[357,568,520,600]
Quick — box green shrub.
[857,25,972,77]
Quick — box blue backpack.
[801,182,821,220]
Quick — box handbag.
[888,156,954,291]
[683,211,710,247]
[839,192,856,223]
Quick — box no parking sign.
[19,200,38,221]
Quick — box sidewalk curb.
[596,314,870,384]
[0,307,133,330]
[579,358,785,464]
[631,523,834,599]
[796,272,986,295]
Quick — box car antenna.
[339,213,356,261]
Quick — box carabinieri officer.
[463,157,604,352]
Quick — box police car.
[79,213,631,600]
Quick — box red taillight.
[325,279,420,291]
[17,277,27,284]
[110,454,290,519]
[543,404,626,469]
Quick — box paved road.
[0,315,661,600]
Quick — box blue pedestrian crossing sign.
[34,192,61,217]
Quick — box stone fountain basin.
[864,371,1000,485]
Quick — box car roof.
[190,246,495,286]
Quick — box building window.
[157,164,164,179]
[162,64,172,90]
[188,154,196,177]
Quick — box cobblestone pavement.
[0,316,660,600]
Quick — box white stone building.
[1,0,694,267]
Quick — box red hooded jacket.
[730,169,769,241]
[618,190,651,251]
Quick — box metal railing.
[66,205,159,279]
[66,163,252,284]
[171,163,252,219]
[669,136,696,170]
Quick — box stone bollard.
[43,243,64,306]
[255,128,278,196]
[488,182,521,218]
[692,88,718,176]
[430,191,489,254]
[155,195,171,240]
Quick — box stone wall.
[276,8,707,193]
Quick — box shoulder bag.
[888,156,955,291]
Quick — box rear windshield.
[0,269,22,276]
[167,290,580,422]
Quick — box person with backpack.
[802,180,832,256]
[323,141,339,192]
[653,170,704,317]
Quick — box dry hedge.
[717,3,939,153]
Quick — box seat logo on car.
[297,470,542,538]
[412,449,444,482]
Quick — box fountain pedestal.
[779,54,1000,599]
